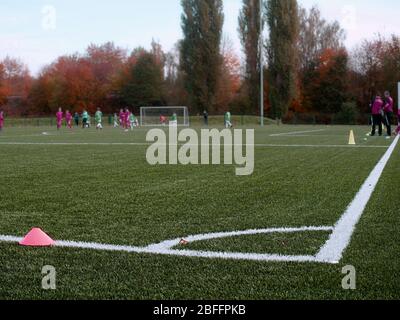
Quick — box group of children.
[55,108,105,130]
[56,108,72,129]
[370,91,400,138]
[114,108,139,130]
[1,101,399,135]
[53,107,140,131]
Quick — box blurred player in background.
[203,110,209,126]
[129,112,138,130]
[119,109,125,128]
[74,112,80,127]
[82,110,89,128]
[95,108,103,130]
[170,113,178,126]
[225,111,233,128]
[56,108,63,130]
[113,113,119,128]
[65,110,72,129]
[383,91,394,138]
[124,108,130,130]
[87,113,91,128]
[0,110,4,132]
[160,115,167,126]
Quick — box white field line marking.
[0,226,333,263]
[316,135,399,263]
[0,235,22,243]
[0,138,396,264]
[253,144,387,149]
[270,135,370,138]
[145,226,334,263]
[0,134,48,139]
[270,129,326,137]
[0,142,388,149]
[0,131,80,139]
[0,142,150,146]
[0,130,109,139]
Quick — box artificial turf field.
[0,123,399,300]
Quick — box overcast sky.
[1,0,399,75]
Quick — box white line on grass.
[0,235,22,243]
[0,142,150,146]
[316,135,399,263]
[144,226,334,263]
[0,226,333,263]
[0,137,397,264]
[0,142,389,148]
[270,129,326,137]
[254,144,388,149]
[0,132,80,139]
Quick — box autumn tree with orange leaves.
[303,48,349,114]
[86,42,127,111]
[0,57,32,115]
[297,5,346,114]
[0,63,7,106]
[29,43,128,115]
[37,55,97,113]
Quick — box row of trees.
[1,0,399,120]
[28,42,166,115]
[0,57,32,113]
[181,0,399,120]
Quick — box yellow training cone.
[348,130,356,145]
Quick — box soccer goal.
[140,107,190,127]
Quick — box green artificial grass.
[0,124,398,299]
[176,231,331,256]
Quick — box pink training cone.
[19,228,55,247]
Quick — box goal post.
[140,106,190,127]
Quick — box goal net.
[140,106,190,127]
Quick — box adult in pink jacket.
[396,105,400,135]
[383,91,394,137]
[371,94,383,137]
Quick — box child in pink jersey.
[396,107,400,135]
[56,108,63,130]
[65,110,72,129]
[124,108,130,130]
[119,109,125,129]
[0,110,4,132]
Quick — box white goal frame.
[140,106,190,127]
